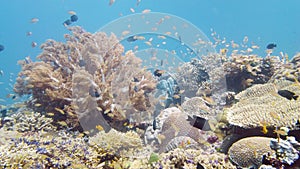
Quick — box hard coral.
[270,53,300,82]
[228,136,275,168]
[225,80,300,129]
[14,26,157,131]
[223,54,281,93]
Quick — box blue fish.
[63,19,72,26]
[70,15,78,22]
[266,43,276,49]
[126,36,137,42]
[0,44,4,52]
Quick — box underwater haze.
[0,0,300,102]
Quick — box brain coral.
[150,107,203,153]
[225,80,300,129]
[228,136,274,168]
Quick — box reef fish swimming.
[266,43,277,49]
[277,89,298,100]
[0,44,4,52]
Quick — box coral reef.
[174,58,209,97]
[0,129,119,168]
[263,136,300,168]
[225,80,300,129]
[2,109,55,132]
[89,129,146,157]
[13,26,157,131]
[145,107,203,153]
[223,54,281,93]
[228,136,275,168]
[152,148,235,168]
[270,53,300,82]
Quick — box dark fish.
[152,118,157,130]
[89,87,100,97]
[196,163,205,169]
[153,69,164,77]
[63,19,72,26]
[278,90,298,100]
[31,42,37,48]
[79,59,86,67]
[133,77,139,82]
[266,43,277,49]
[187,115,211,131]
[0,44,4,52]
[126,36,137,42]
[70,15,78,22]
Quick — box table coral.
[225,80,300,129]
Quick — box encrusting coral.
[13,26,157,131]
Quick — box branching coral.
[270,53,300,82]
[90,129,146,158]
[14,26,157,131]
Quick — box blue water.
[0,0,300,105]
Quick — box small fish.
[122,30,130,36]
[164,31,171,35]
[251,45,259,49]
[0,70,3,76]
[269,112,280,120]
[96,107,103,111]
[142,9,151,14]
[153,69,164,77]
[266,43,276,49]
[57,121,67,127]
[152,119,157,130]
[273,127,289,136]
[46,112,55,116]
[63,19,72,26]
[136,0,141,6]
[79,59,86,67]
[30,18,39,23]
[96,125,104,131]
[260,121,268,134]
[109,0,115,6]
[277,89,298,100]
[0,44,4,52]
[26,31,32,36]
[220,48,227,55]
[157,35,166,39]
[55,107,65,115]
[31,42,37,48]
[188,115,210,131]
[25,56,32,64]
[70,15,78,22]
[6,94,14,98]
[173,94,180,99]
[127,36,137,42]
[130,8,135,13]
[134,35,145,40]
[144,41,152,46]
[68,10,76,15]
[34,103,42,107]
